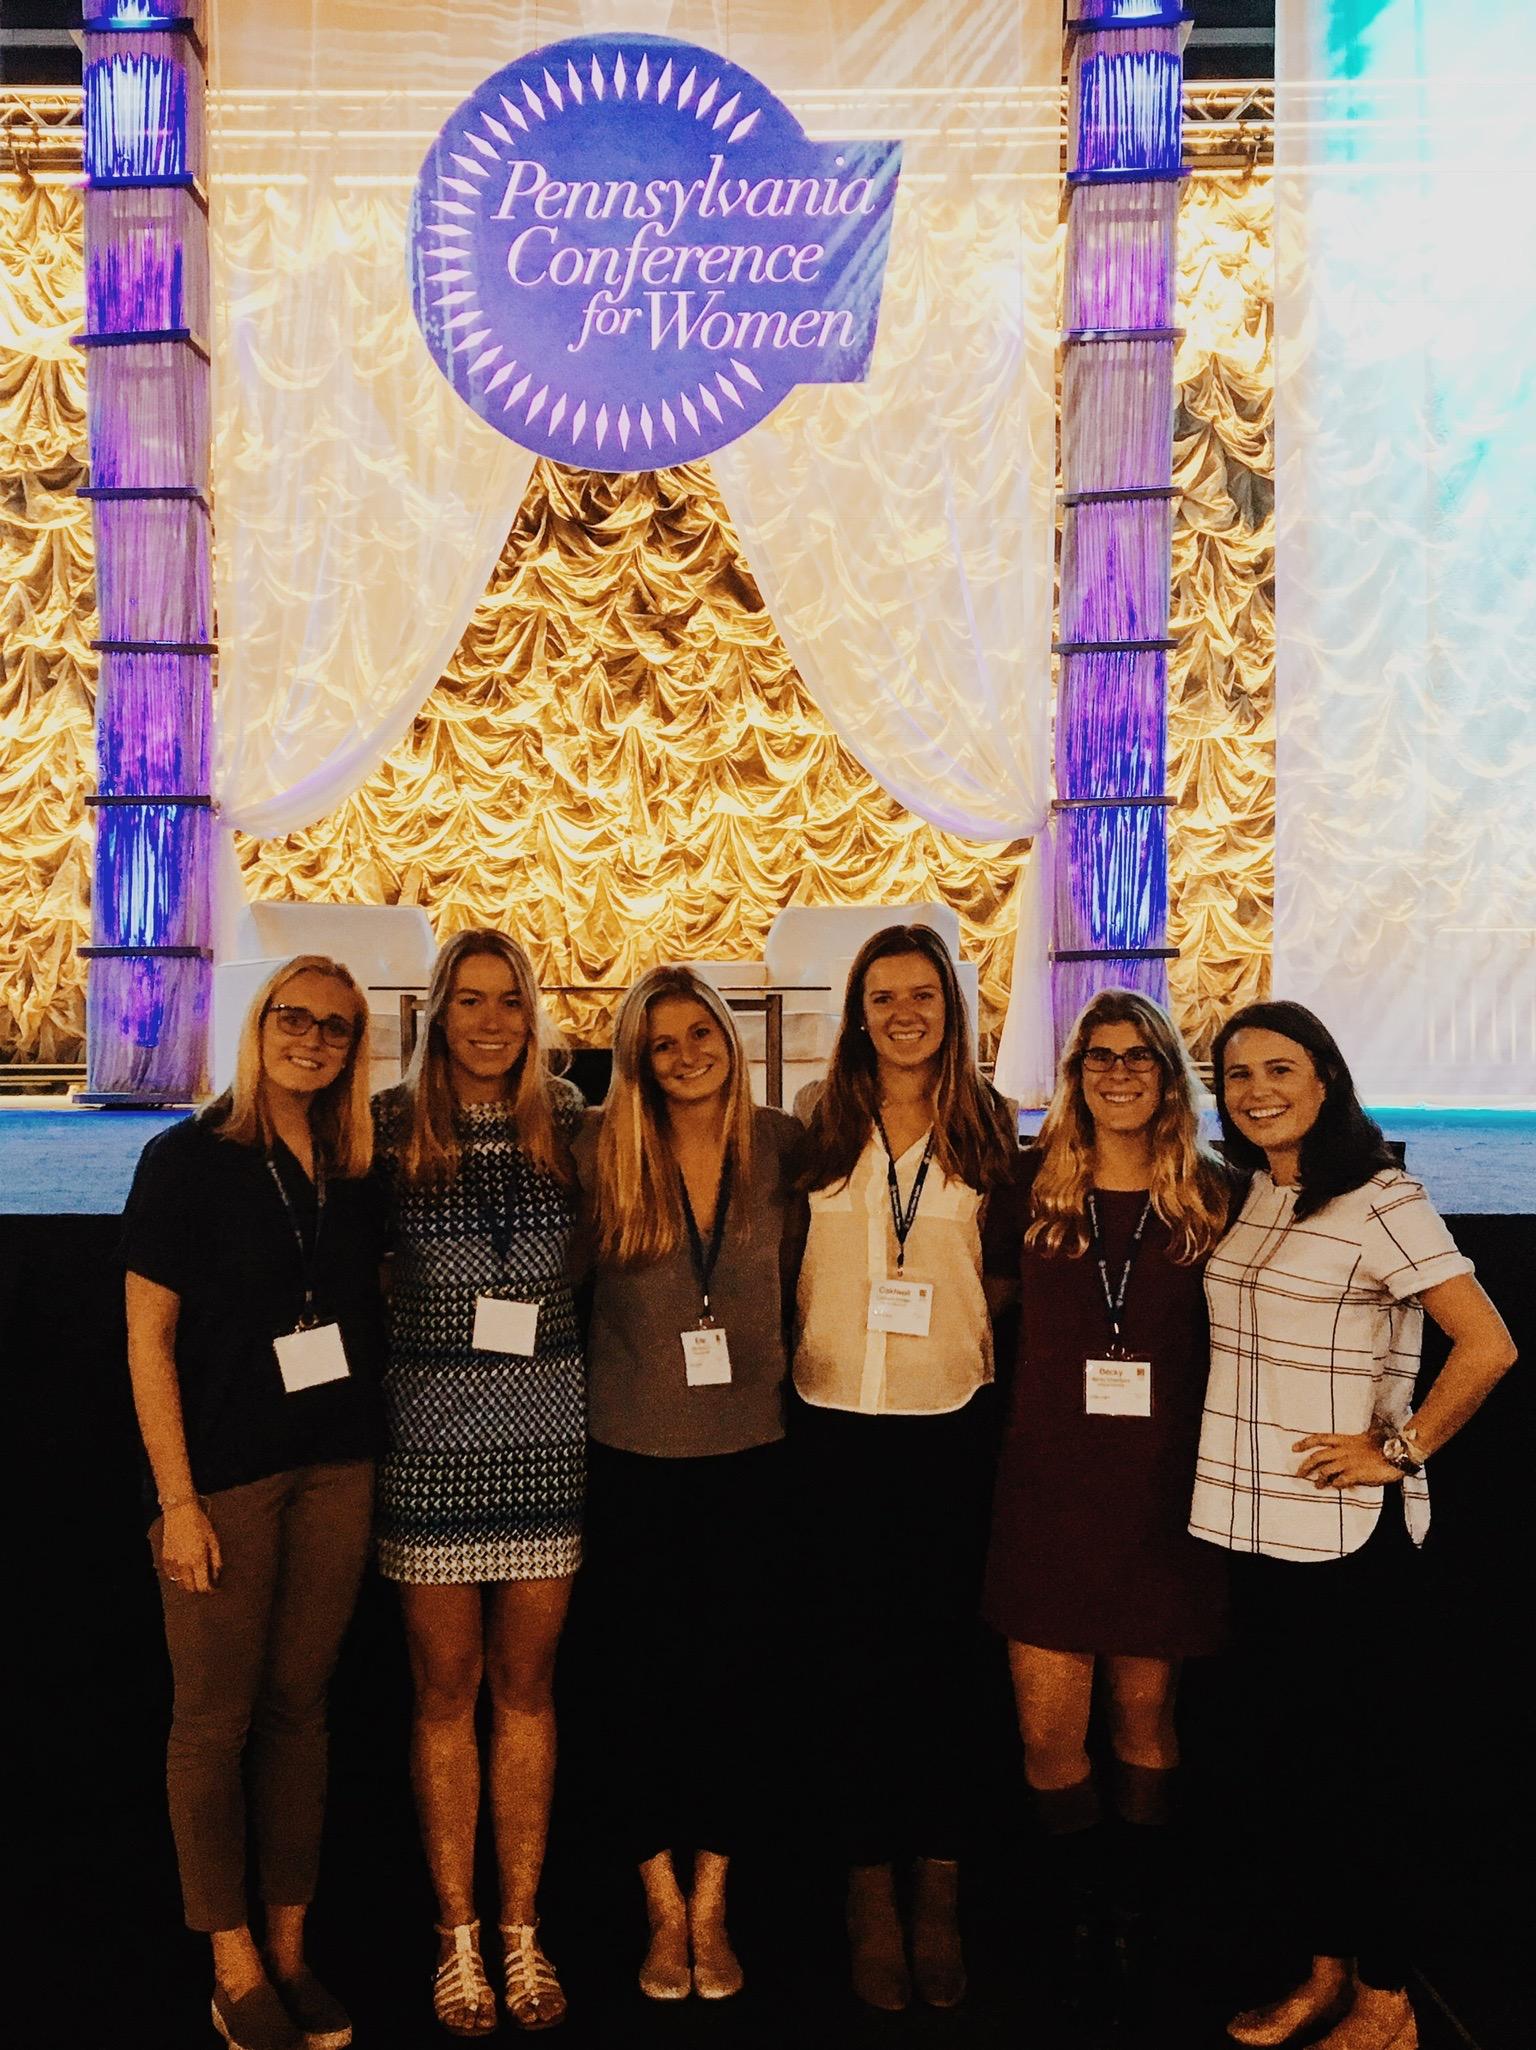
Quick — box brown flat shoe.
[1312,1995,1418,2050]
[211,1983,302,2050]
[270,1965,352,2050]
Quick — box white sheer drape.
[209,0,1060,1096]
[703,0,1061,1100]
[1273,1,1536,1105]
[210,2,597,838]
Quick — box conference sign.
[409,33,902,470]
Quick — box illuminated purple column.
[1050,1,1186,1051]
[78,0,214,1102]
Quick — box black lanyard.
[678,1149,733,1321]
[874,1114,935,1275]
[475,1163,514,1267]
[1086,1191,1152,1352]
[265,1153,326,1329]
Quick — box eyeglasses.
[267,1003,358,1049]
[1082,1047,1160,1073]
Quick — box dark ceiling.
[2,4,1276,90]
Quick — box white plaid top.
[1190,1169,1472,1562]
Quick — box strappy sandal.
[432,1922,497,2039]
[499,1921,567,2031]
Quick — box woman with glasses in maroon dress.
[982,990,1232,2008]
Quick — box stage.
[5,1099,1531,1216]
[5,1104,1532,2050]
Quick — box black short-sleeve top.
[121,1114,387,1496]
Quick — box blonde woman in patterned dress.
[373,931,585,2036]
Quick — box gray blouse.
[573,1105,803,1458]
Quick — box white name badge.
[867,1278,934,1338]
[473,1296,540,1356]
[274,1322,350,1394]
[1084,1354,1153,1418]
[682,1325,733,1386]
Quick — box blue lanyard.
[1086,1191,1152,1351]
[677,1149,734,1320]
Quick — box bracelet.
[159,1492,207,1514]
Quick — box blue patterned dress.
[372,1081,585,1584]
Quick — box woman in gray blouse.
[573,966,803,2004]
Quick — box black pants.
[582,1438,789,1864]
[792,1391,995,1867]
[1226,1510,1422,1989]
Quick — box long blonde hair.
[397,928,569,1188]
[798,924,1016,1195]
[1027,988,1227,1264]
[593,966,757,1266]
[203,954,373,1177]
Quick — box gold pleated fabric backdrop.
[1167,169,1275,1055]
[1,175,94,1064]
[0,128,1273,1067]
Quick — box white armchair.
[213,902,436,1094]
[683,905,977,1106]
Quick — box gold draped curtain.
[0,173,94,1063]
[1,117,1274,1068]
[1168,169,1275,1054]
[235,462,1030,1054]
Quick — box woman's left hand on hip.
[1292,1432,1403,1489]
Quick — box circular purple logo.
[410,33,901,471]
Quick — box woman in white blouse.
[793,923,1016,2013]
[1193,1001,1515,2050]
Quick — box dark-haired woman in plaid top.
[1192,1002,1515,2050]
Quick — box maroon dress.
[982,1154,1228,1657]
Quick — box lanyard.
[265,1153,326,1328]
[1086,1191,1152,1351]
[678,1149,733,1321]
[475,1167,514,1266]
[873,1114,935,1275]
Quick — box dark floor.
[24,1494,1534,2050]
[9,1209,1532,2050]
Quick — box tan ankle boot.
[846,1864,911,2012]
[911,1857,967,2009]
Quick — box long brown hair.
[593,966,757,1266]
[203,953,373,1177]
[799,924,1015,1194]
[396,928,569,1188]
[1027,988,1228,1263]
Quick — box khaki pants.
[150,1460,374,1932]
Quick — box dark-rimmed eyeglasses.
[267,1003,358,1049]
[1082,1046,1160,1073]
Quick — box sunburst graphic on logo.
[418,50,767,457]
[410,33,901,470]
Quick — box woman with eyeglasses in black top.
[123,954,386,2050]
[981,990,1233,2006]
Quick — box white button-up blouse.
[793,1129,993,1417]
